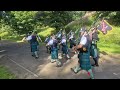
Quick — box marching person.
[26,31,39,59]
[27,31,32,45]
[46,35,61,67]
[44,36,51,53]
[90,27,99,67]
[60,32,70,59]
[69,32,77,54]
[56,30,62,50]
[71,28,94,79]
[34,31,42,51]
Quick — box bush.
[0,32,9,39]
[38,27,55,41]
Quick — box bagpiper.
[59,32,70,59]
[69,31,77,54]
[89,27,99,67]
[26,31,40,59]
[44,36,51,53]
[46,35,62,66]
[71,28,94,79]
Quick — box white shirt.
[79,35,87,45]
[26,35,32,41]
[61,39,66,44]
[47,39,53,45]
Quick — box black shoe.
[92,64,95,67]
[71,68,78,74]
[35,57,39,59]
[32,55,34,57]
[89,77,94,79]
[92,64,99,67]
[95,64,99,67]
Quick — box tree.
[0,11,38,35]
[34,11,73,32]
[95,11,120,25]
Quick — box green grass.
[98,26,120,44]
[0,65,16,79]
[0,26,55,42]
[0,32,25,42]
[98,43,120,54]
[97,26,120,54]
[38,27,55,37]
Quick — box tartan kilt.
[78,52,91,71]
[90,44,98,58]
[31,42,39,52]
[51,48,58,59]
[62,45,68,54]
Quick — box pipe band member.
[46,35,61,66]
[44,36,51,53]
[27,31,39,59]
[60,34,70,59]
[90,27,99,67]
[56,31,62,50]
[69,32,77,54]
[26,31,32,46]
[34,31,42,51]
[71,29,94,79]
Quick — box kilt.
[31,42,39,52]
[90,40,98,58]
[78,44,91,71]
[78,52,91,71]
[51,48,58,59]
[62,44,68,54]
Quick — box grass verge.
[0,65,16,79]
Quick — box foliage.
[0,11,74,35]
[0,11,120,54]
[35,11,73,31]
[95,11,120,25]
[38,26,55,40]
[0,11,37,34]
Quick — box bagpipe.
[67,30,72,39]
[55,29,62,40]
[44,36,50,43]
[55,29,63,50]
[69,31,77,49]
[44,36,51,53]
[44,29,64,52]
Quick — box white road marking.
[0,50,6,53]
[6,55,39,78]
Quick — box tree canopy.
[0,11,120,36]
